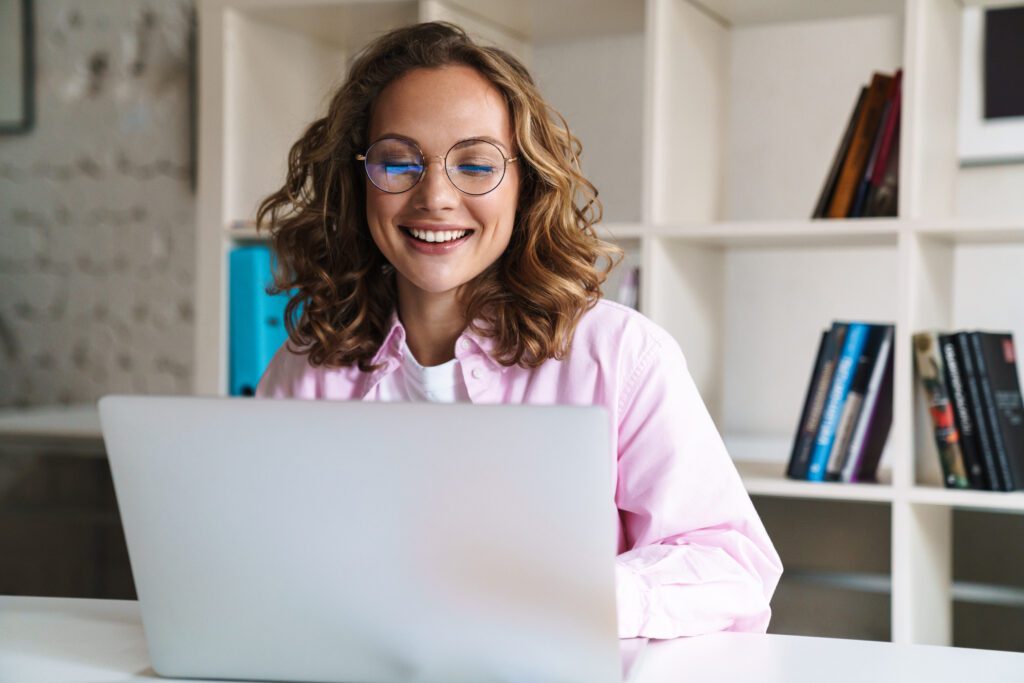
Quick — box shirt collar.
[369,312,506,372]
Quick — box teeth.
[408,228,468,243]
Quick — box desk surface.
[2,596,1024,682]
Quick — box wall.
[0,0,195,408]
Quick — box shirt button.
[458,339,470,352]
[471,367,483,379]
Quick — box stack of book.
[788,322,895,483]
[912,331,1024,491]
[813,69,902,219]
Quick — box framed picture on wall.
[0,0,34,134]
[958,5,1024,165]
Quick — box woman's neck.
[396,278,467,367]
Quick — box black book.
[826,324,888,481]
[788,325,847,479]
[955,332,1002,490]
[939,334,988,489]
[969,332,1024,491]
[812,88,867,219]
[846,334,893,483]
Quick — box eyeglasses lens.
[363,138,507,195]
[364,138,423,193]
[445,140,506,195]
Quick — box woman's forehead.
[368,65,513,151]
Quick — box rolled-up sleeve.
[614,332,783,639]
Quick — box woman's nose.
[411,156,460,212]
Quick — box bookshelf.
[194,0,1024,648]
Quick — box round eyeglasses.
[356,137,518,196]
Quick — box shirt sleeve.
[613,331,783,639]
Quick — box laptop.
[99,396,633,683]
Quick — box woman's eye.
[454,164,496,176]
[384,162,422,175]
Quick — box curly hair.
[256,21,622,371]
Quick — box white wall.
[0,0,195,407]
[533,32,646,224]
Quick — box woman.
[255,21,782,639]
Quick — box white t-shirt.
[374,339,470,402]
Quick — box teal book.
[807,322,870,482]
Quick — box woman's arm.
[614,332,783,639]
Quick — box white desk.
[2,596,1023,682]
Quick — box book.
[788,327,846,479]
[969,332,1024,491]
[851,70,902,218]
[864,70,902,217]
[615,266,640,310]
[808,322,869,481]
[939,333,988,489]
[842,326,894,483]
[827,72,894,218]
[813,88,867,219]
[229,246,292,397]
[955,331,1003,491]
[912,332,970,488]
[825,324,890,480]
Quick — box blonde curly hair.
[256,21,621,371]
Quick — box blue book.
[807,322,870,481]
[229,246,292,396]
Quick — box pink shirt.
[256,298,783,638]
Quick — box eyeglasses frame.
[356,136,519,196]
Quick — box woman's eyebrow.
[368,133,513,154]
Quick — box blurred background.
[2,0,1024,653]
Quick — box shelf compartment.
[907,231,1024,489]
[649,0,904,223]
[646,237,900,441]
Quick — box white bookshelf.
[194,0,1024,648]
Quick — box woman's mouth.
[400,225,474,253]
[402,227,471,243]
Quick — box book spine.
[827,72,893,218]
[869,70,902,188]
[850,91,894,218]
[939,334,987,489]
[970,332,1014,490]
[826,325,885,480]
[851,344,894,483]
[808,323,869,482]
[956,332,1002,490]
[813,88,867,219]
[788,330,836,479]
[826,390,863,480]
[913,332,970,488]
[843,326,894,482]
[971,332,1023,491]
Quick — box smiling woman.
[255,22,613,371]
[254,22,782,640]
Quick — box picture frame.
[0,0,34,134]
[958,5,1024,165]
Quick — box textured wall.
[0,0,195,408]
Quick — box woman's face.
[365,65,520,299]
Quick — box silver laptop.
[99,396,625,683]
